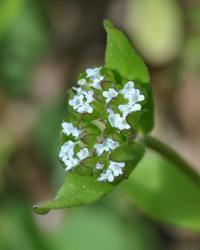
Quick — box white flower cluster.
[69,87,94,114]
[94,137,125,183]
[106,81,145,130]
[60,67,146,183]
[59,140,89,171]
[69,67,104,114]
[86,67,104,90]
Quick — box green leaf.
[33,173,114,215]
[122,152,200,232]
[104,20,154,133]
[110,141,145,163]
[34,141,145,214]
[110,141,145,180]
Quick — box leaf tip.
[103,19,113,29]
[33,204,50,215]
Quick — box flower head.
[60,66,146,182]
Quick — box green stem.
[143,135,200,186]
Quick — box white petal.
[84,90,94,103]
[86,67,101,79]
[97,173,107,182]
[106,138,119,150]
[118,104,132,117]
[109,161,125,177]
[103,88,118,103]
[108,110,130,130]
[69,95,84,109]
[61,122,81,138]
[72,87,83,94]
[77,79,87,86]
[138,94,145,102]
[132,103,141,111]
[106,169,114,182]
[98,169,115,182]
[91,76,103,90]
[94,143,105,156]
[60,141,75,155]
[64,157,79,171]
[119,81,134,97]
[94,137,119,156]
[77,102,93,113]
[77,148,89,160]
[95,163,104,170]
[62,122,73,134]
[119,103,141,117]
[72,127,81,138]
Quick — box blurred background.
[0,0,200,249]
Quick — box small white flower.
[91,76,104,90]
[84,90,94,103]
[59,141,79,171]
[59,141,75,159]
[72,88,94,103]
[106,169,115,182]
[72,87,83,94]
[106,138,119,150]
[86,67,102,79]
[95,163,104,170]
[109,161,125,177]
[135,89,145,102]
[103,88,118,103]
[120,81,145,105]
[94,137,119,156]
[85,67,104,90]
[127,91,145,105]
[107,109,130,130]
[77,79,87,86]
[69,95,84,110]
[97,160,125,182]
[64,157,79,171]
[118,103,141,117]
[98,169,114,182]
[77,148,89,160]
[97,173,107,182]
[94,143,106,156]
[61,122,82,138]
[69,87,94,114]
[76,102,93,113]
[119,81,135,98]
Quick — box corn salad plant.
[34,20,200,233]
